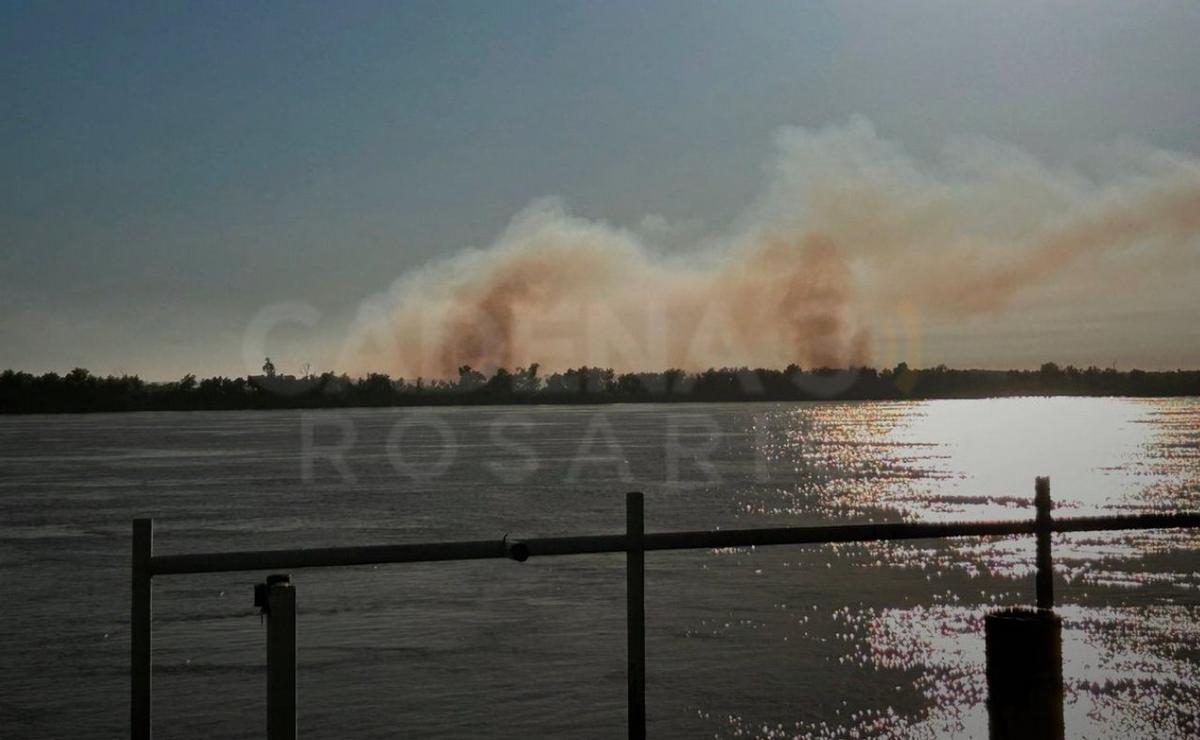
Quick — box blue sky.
[3,1,1199,377]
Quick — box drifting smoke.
[340,117,1200,378]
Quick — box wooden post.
[626,492,646,740]
[985,608,1064,739]
[131,518,153,740]
[1034,477,1053,610]
[263,574,297,740]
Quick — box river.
[1,397,1197,738]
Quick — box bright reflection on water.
[733,397,1199,739]
[0,398,1196,738]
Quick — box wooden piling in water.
[626,492,646,740]
[263,574,297,740]
[985,608,1064,740]
[131,518,153,740]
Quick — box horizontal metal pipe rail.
[132,482,1200,740]
[149,512,1200,575]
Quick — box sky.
[2,1,1199,379]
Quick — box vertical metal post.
[263,574,297,740]
[626,492,646,740]
[131,518,153,740]
[1034,477,1053,610]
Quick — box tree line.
[1,362,1198,414]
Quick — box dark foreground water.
[1,398,1198,738]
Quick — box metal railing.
[131,478,1200,739]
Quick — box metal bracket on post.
[503,534,529,562]
[258,574,296,740]
[626,492,646,740]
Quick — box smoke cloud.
[341,117,1200,378]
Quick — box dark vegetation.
[2,363,1198,414]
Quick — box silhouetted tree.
[457,365,486,391]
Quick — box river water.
[1,397,1197,738]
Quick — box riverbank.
[3,364,1199,414]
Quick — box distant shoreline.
[3,364,1198,415]
[1,394,1198,418]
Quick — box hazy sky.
[3,1,1199,379]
